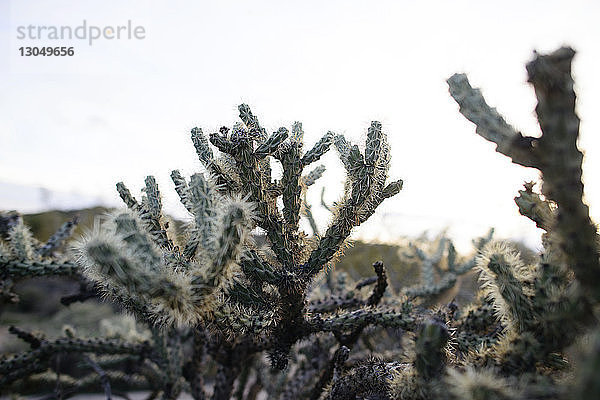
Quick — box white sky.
[1,0,599,251]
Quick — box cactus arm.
[116,178,173,251]
[449,47,600,303]
[116,181,140,210]
[447,73,538,168]
[300,165,327,236]
[308,295,362,313]
[303,128,402,279]
[238,103,268,142]
[254,127,288,159]
[1,258,79,278]
[240,250,281,285]
[279,140,303,233]
[514,182,554,231]
[414,317,449,381]
[191,127,239,192]
[301,132,334,166]
[366,261,388,307]
[170,169,192,213]
[37,216,78,257]
[208,126,295,270]
[0,327,151,387]
[526,47,600,302]
[308,308,416,333]
[183,173,219,260]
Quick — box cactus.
[1,45,600,400]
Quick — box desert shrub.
[1,46,599,400]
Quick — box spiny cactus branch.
[308,308,416,334]
[526,47,600,302]
[37,216,79,257]
[449,47,600,303]
[447,73,538,168]
[1,258,79,279]
[1,330,152,387]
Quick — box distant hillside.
[0,181,111,214]
[22,207,111,241]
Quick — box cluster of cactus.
[1,46,599,399]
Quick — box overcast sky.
[1,0,599,251]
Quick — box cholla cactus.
[76,188,255,327]
[402,230,494,299]
[0,212,79,313]
[476,242,534,333]
[445,367,520,400]
[2,101,407,399]
[2,46,600,400]
[444,46,600,392]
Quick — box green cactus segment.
[301,131,334,166]
[303,165,326,187]
[113,212,163,267]
[280,136,303,232]
[143,176,162,219]
[304,125,401,278]
[526,48,600,303]
[37,216,78,257]
[241,250,280,285]
[446,367,519,400]
[191,127,239,193]
[212,200,254,275]
[238,103,268,141]
[254,127,288,158]
[7,220,36,260]
[170,169,192,212]
[514,182,553,231]
[0,328,151,387]
[185,173,219,258]
[116,181,140,210]
[1,258,79,278]
[477,244,533,333]
[414,317,449,381]
[191,126,214,164]
[363,262,386,306]
[309,308,416,333]
[447,73,537,168]
[83,225,160,295]
[291,121,304,145]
